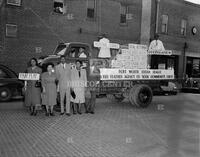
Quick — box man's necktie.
[78,70,81,78]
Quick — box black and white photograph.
[0,0,200,157]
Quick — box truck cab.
[40,42,91,74]
[40,42,99,87]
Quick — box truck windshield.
[54,43,69,55]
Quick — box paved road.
[0,93,199,157]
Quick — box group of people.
[24,56,96,116]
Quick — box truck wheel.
[0,87,12,102]
[129,84,153,108]
[129,84,140,107]
[106,94,125,102]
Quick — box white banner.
[148,50,172,55]
[128,44,148,50]
[18,73,40,80]
[100,69,174,80]
[94,41,120,49]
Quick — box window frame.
[120,4,128,25]
[181,19,187,36]
[53,0,67,15]
[6,24,18,38]
[161,14,168,34]
[6,0,21,6]
[86,0,96,20]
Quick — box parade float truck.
[39,40,175,108]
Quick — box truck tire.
[129,84,153,108]
[129,84,140,107]
[106,94,125,102]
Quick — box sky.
[185,0,200,5]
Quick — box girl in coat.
[71,60,87,114]
[41,63,57,116]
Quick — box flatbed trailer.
[40,42,175,108]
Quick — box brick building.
[151,0,200,79]
[0,0,143,73]
[0,0,200,79]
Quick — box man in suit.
[55,55,72,116]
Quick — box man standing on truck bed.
[55,55,72,116]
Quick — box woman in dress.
[25,58,42,116]
[41,63,57,116]
[71,60,87,114]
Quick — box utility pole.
[183,42,188,79]
[155,0,160,34]
[97,0,102,36]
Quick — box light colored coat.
[55,63,72,113]
[98,38,111,58]
[71,68,87,104]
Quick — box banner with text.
[18,73,40,80]
[148,50,172,55]
[100,69,174,80]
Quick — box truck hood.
[39,55,60,65]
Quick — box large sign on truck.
[100,69,174,80]
[93,39,174,81]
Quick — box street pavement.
[0,93,199,157]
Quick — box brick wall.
[154,0,200,53]
[0,0,143,73]
[150,0,200,78]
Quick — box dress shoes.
[33,111,37,116]
[77,111,82,114]
[66,113,71,116]
[90,111,95,114]
[60,112,64,115]
[50,112,55,116]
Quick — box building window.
[6,24,17,37]
[87,0,96,19]
[186,57,200,77]
[53,0,66,14]
[181,19,187,36]
[6,0,21,6]
[120,4,128,24]
[161,15,168,33]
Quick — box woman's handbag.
[35,80,42,88]
[70,88,76,99]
